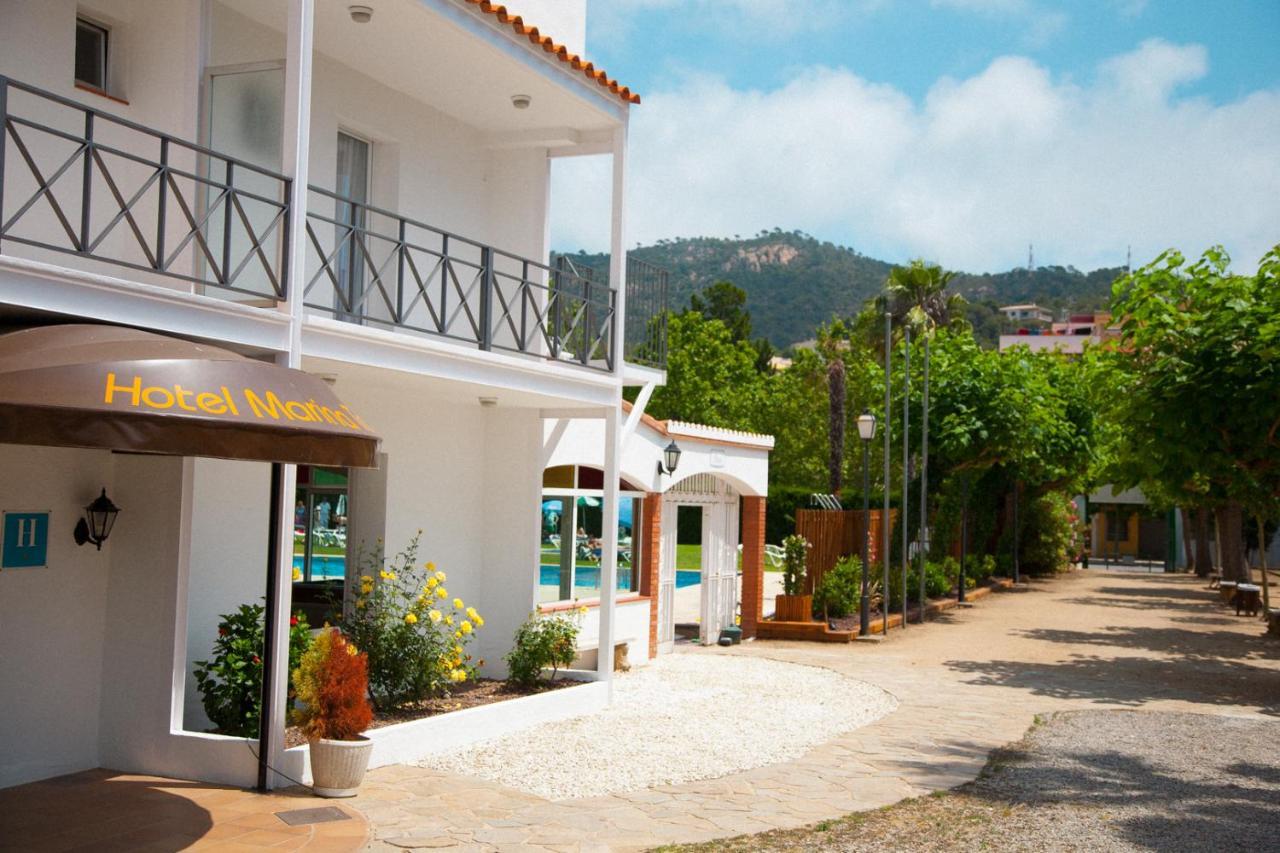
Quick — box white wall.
[0,445,113,788]
[572,598,650,667]
[182,458,270,732]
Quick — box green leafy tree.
[689,280,752,342]
[1100,245,1280,581]
[643,311,764,429]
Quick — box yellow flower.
[445,615,454,626]
[426,562,437,572]
[452,598,464,610]
[436,587,447,600]
[346,643,358,656]
[474,615,485,627]
[355,597,366,609]
[292,567,302,582]
[426,577,438,590]
[454,630,462,639]
[578,605,589,615]
[360,582,374,596]
[453,644,464,655]
[466,607,479,620]
[428,609,442,623]
[360,575,373,584]
[404,612,418,625]
[450,669,467,682]
[460,621,473,635]
[379,569,397,581]
[435,570,447,583]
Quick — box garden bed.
[283,677,576,748]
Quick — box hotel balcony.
[0,0,666,376]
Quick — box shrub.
[780,534,810,595]
[886,561,954,611]
[506,607,585,686]
[970,554,997,585]
[292,628,373,741]
[338,533,484,711]
[193,602,311,738]
[1020,493,1080,574]
[813,555,861,619]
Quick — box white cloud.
[551,39,1280,273]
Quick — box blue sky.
[550,0,1280,273]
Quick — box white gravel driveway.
[417,651,896,800]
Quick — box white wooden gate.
[661,474,739,647]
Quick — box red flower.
[218,627,228,637]
[252,655,261,664]
[290,616,299,627]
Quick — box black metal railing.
[624,256,669,369]
[305,186,616,371]
[551,253,669,370]
[0,76,290,298]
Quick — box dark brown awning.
[0,325,380,468]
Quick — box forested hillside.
[561,230,1122,348]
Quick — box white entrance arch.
[659,473,739,650]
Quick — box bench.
[1207,572,1221,589]
[1234,584,1261,617]
[1267,609,1280,638]
[1217,580,1238,605]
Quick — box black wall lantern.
[657,440,682,478]
[74,488,120,550]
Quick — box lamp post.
[883,312,891,636]
[958,472,970,603]
[857,409,877,635]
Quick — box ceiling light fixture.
[348,5,373,23]
[510,94,532,110]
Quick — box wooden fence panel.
[795,509,897,593]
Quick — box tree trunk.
[1257,514,1271,615]
[827,359,846,497]
[1193,507,1213,576]
[1179,507,1197,574]
[1215,503,1249,582]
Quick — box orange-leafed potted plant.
[293,628,374,797]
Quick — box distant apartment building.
[998,312,1118,355]
[998,303,1053,325]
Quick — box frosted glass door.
[206,67,284,300]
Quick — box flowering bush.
[193,602,312,738]
[1020,493,1078,574]
[292,628,373,741]
[780,534,810,595]
[505,606,586,686]
[338,533,484,711]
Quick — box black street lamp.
[857,409,877,635]
[958,473,970,603]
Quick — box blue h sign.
[3,512,49,569]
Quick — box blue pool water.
[293,554,345,580]
[538,565,701,590]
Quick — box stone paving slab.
[351,571,1280,850]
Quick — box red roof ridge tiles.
[464,0,641,104]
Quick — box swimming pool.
[292,554,345,580]
[538,565,701,590]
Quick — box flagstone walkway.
[353,571,1280,851]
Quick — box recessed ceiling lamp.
[479,396,498,407]
[348,5,373,23]
[510,94,532,110]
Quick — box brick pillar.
[640,492,662,658]
[741,495,766,639]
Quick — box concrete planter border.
[288,678,609,778]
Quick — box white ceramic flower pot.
[309,735,373,798]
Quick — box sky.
[548,0,1280,273]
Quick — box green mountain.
[560,230,1122,348]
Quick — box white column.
[607,121,628,371]
[597,404,620,693]
[264,0,314,789]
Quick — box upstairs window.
[75,18,109,90]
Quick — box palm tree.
[882,259,966,335]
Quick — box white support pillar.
[607,121,628,372]
[597,404,621,693]
[263,0,314,789]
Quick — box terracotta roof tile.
[465,0,641,104]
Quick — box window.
[335,131,371,322]
[292,466,350,624]
[538,465,643,604]
[1105,511,1129,542]
[75,18,109,90]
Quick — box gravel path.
[675,709,1280,852]
[416,653,895,800]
